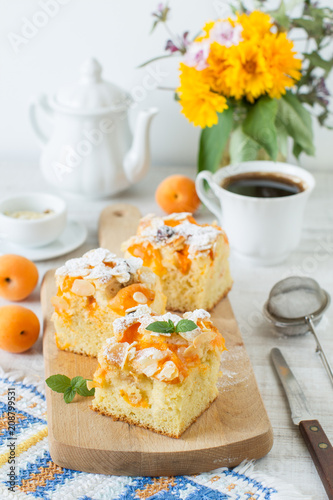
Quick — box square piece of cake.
[51,248,166,357]
[91,306,226,438]
[122,212,232,312]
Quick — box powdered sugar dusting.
[112,305,153,336]
[137,213,222,255]
[217,346,250,389]
[183,309,211,322]
[177,221,220,254]
[56,248,143,284]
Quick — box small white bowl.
[0,193,67,248]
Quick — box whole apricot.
[0,305,40,353]
[155,175,200,214]
[0,254,38,301]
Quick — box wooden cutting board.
[42,203,273,476]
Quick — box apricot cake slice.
[51,248,166,357]
[122,212,232,312]
[91,306,226,438]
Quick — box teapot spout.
[124,107,158,184]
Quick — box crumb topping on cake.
[102,308,225,383]
[136,213,222,255]
[55,248,143,284]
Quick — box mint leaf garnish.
[76,385,95,397]
[146,320,175,334]
[45,374,71,393]
[74,377,95,397]
[146,318,198,334]
[46,374,95,404]
[71,376,86,389]
[64,386,76,404]
[167,319,174,330]
[175,319,198,333]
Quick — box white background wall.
[0,0,332,169]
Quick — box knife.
[271,348,333,499]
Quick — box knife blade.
[271,348,333,499]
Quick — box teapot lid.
[55,58,131,112]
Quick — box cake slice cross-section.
[91,306,226,438]
[122,212,232,312]
[51,248,166,357]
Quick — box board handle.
[98,203,142,256]
[299,419,333,499]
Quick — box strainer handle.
[306,316,333,387]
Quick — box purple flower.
[184,41,210,70]
[181,31,190,48]
[316,77,330,107]
[152,2,169,21]
[165,32,190,54]
[165,39,179,53]
[324,22,333,37]
[209,21,242,47]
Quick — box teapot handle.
[29,95,53,147]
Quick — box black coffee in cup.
[221,171,307,198]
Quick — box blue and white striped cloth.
[0,370,311,500]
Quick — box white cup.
[0,193,67,248]
[196,161,315,266]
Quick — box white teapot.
[29,58,157,198]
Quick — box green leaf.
[229,126,260,163]
[46,374,95,402]
[70,376,95,397]
[46,375,71,393]
[76,381,95,398]
[64,387,76,404]
[275,119,289,159]
[243,97,278,160]
[293,18,324,37]
[145,321,175,334]
[304,52,333,75]
[175,319,198,333]
[292,141,303,159]
[277,92,315,156]
[318,109,330,127]
[151,19,159,33]
[71,376,85,388]
[198,107,234,173]
[268,1,290,30]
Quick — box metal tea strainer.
[263,276,332,385]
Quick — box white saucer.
[0,220,87,262]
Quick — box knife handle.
[299,419,333,499]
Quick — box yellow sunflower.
[207,42,232,96]
[177,63,228,128]
[196,21,215,41]
[262,32,302,98]
[223,41,273,102]
[237,11,273,40]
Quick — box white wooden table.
[0,161,332,499]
